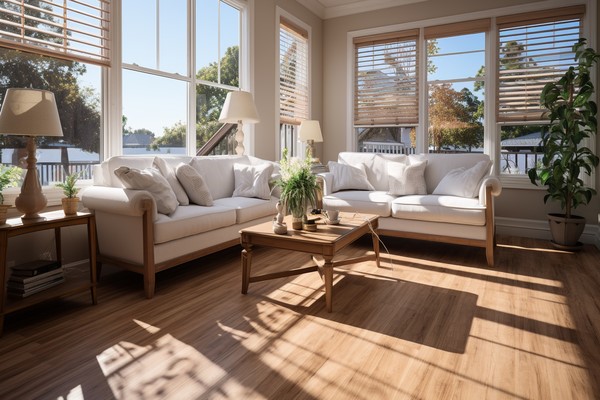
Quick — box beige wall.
[320,0,600,224]
[252,0,323,161]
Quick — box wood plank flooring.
[0,235,599,399]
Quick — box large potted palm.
[528,39,599,249]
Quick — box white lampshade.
[0,88,63,137]
[298,120,323,143]
[218,90,260,124]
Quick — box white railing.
[361,141,407,154]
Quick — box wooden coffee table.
[239,212,379,312]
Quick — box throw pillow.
[175,163,214,206]
[433,160,491,198]
[113,166,178,214]
[328,161,375,192]
[152,157,190,205]
[232,163,274,200]
[387,159,428,196]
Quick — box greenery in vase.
[276,148,320,218]
[56,171,82,199]
[527,38,599,218]
[0,165,22,205]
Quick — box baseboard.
[496,217,599,246]
[63,259,90,269]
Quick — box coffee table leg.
[371,231,381,268]
[241,244,253,294]
[323,256,334,312]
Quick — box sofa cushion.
[190,155,251,200]
[175,163,214,206]
[154,205,236,244]
[213,197,277,224]
[323,191,395,217]
[387,159,428,196]
[391,195,486,226]
[153,157,189,205]
[232,163,274,200]
[433,160,491,198]
[338,152,406,191]
[328,161,375,192]
[113,166,178,215]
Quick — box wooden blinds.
[0,0,111,66]
[496,6,584,122]
[354,29,418,126]
[280,18,309,125]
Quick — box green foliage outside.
[0,165,22,204]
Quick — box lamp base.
[15,136,48,220]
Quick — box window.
[279,16,308,157]
[353,30,418,154]
[425,20,489,152]
[121,0,243,156]
[497,5,584,176]
[0,1,108,185]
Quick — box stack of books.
[7,260,65,298]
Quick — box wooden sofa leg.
[144,274,155,299]
[486,242,494,267]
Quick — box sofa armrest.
[81,186,157,219]
[478,176,502,206]
[318,172,334,195]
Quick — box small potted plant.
[0,165,22,224]
[527,38,599,248]
[56,171,82,216]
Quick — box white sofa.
[82,155,279,298]
[320,152,502,266]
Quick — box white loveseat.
[82,155,278,298]
[320,152,502,266]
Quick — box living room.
[0,0,599,398]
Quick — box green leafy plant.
[276,148,320,218]
[528,38,599,218]
[0,165,22,204]
[56,171,82,199]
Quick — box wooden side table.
[0,211,97,335]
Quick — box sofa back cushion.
[100,156,192,187]
[337,152,406,191]
[412,153,492,194]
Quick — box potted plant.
[56,171,82,216]
[276,148,320,230]
[528,38,599,249]
[0,165,22,224]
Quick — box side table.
[0,211,97,335]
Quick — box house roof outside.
[500,131,542,149]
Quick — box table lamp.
[298,120,323,162]
[218,90,260,155]
[0,88,63,220]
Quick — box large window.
[279,16,309,157]
[0,1,107,185]
[353,30,418,154]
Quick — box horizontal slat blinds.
[496,6,584,122]
[0,0,110,66]
[354,29,418,126]
[424,18,491,39]
[280,18,309,125]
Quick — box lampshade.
[0,88,63,137]
[298,120,323,143]
[218,91,260,124]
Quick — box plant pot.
[291,216,304,230]
[0,204,11,225]
[62,197,80,216]
[547,213,585,249]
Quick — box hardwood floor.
[0,235,599,399]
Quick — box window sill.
[499,174,544,190]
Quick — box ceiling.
[296,0,427,19]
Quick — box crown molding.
[297,0,427,20]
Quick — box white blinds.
[496,5,584,122]
[279,19,308,125]
[0,0,110,66]
[354,29,418,126]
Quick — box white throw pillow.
[328,161,375,192]
[433,160,491,198]
[152,157,190,206]
[113,166,178,214]
[175,163,214,206]
[387,159,428,196]
[232,163,274,200]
